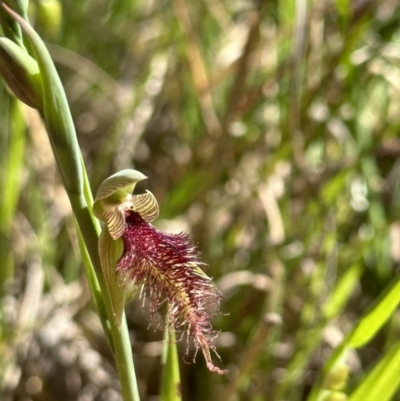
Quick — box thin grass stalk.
[173,0,221,137]
[217,258,284,401]
[0,98,25,290]
[221,9,261,131]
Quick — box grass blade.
[348,341,400,401]
[308,276,400,401]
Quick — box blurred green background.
[2,0,400,400]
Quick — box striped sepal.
[129,190,159,223]
[95,169,147,201]
[103,208,125,240]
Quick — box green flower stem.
[114,312,141,401]
[161,318,182,401]
[2,4,141,400]
[76,225,114,349]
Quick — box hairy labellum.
[117,210,226,374]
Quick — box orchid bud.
[0,37,42,108]
[35,0,62,39]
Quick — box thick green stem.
[76,225,114,350]
[113,313,141,401]
[161,326,182,401]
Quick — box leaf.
[348,277,400,348]
[308,276,400,401]
[323,264,362,320]
[348,341,400,401]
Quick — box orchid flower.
[94,170,227,374]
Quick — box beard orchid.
[93,170,226,374]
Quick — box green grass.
[2,0,400,400]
